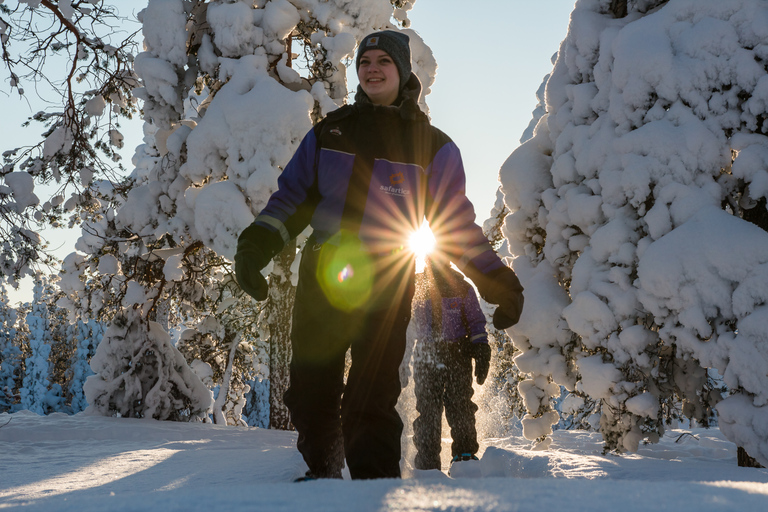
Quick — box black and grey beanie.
[356,30,412,90]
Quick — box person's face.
[357,49,400,106]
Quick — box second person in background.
[411,257,491,473]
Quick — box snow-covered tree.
[46,287,75,412]
[176,318,260,425]
[0,284,22,411]
[0,1,140,284]
[501,0,768,464]
[68,318,104,413]
[242,376,270,428]
[19,274,60,414]
[84,308,212,421]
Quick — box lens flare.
[317,232,374,311]
[338,264,354,282]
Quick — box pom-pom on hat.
[356,30,412,90]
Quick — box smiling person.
[235,30,524,481]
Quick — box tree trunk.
[738,446,765,468]
[267,241,297,430]
[610,0,627,18]
[213,330,239,425]
[742,197,768,231]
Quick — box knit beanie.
[356,30,412,90]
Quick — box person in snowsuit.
[411,258,490,471]
[234,30,524,480]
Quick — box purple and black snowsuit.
[411,267,488,470]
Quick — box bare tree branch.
[0,1,140,285]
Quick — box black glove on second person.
[234,223,281,301]
[469,342,491,385]
[483,266,524,330]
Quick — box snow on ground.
[1,411,767,511]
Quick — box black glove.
[234,224,278,301]
[235,251,269,301]
[483,267,524,330]
[470,342,491,385]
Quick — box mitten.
[471,342,491,385]
[234,223,278,301]
[483,267,524,330]
[235,252,269,301]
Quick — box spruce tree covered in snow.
[0,285,22,411]
[242,376,271,428]
[19,275,60,414]
[68,319,104,413]
[500,0,768,463]
[58,0,427,427]
[47,288,74,412]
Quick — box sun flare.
[409,222,436,271]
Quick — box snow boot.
[448,453,480,478]
[294,471,318,482]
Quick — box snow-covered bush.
[501,0,768,463]
[84,309,213,421]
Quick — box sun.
[409,221,436,270]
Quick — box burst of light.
[409,221,436,268]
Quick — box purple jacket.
[250,100,505,285]
[413,278,488,344]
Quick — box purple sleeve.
[254,128,318,240]
[426,142,505,276]
[463,287,488,344]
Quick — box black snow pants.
[412,340,479,470]
[284,240,414,479]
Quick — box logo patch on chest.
[376,163,417,197]
[380,171,410,197]
[390,171,404,185]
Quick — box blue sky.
[405,0,575,217]
[3,0,575,302]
